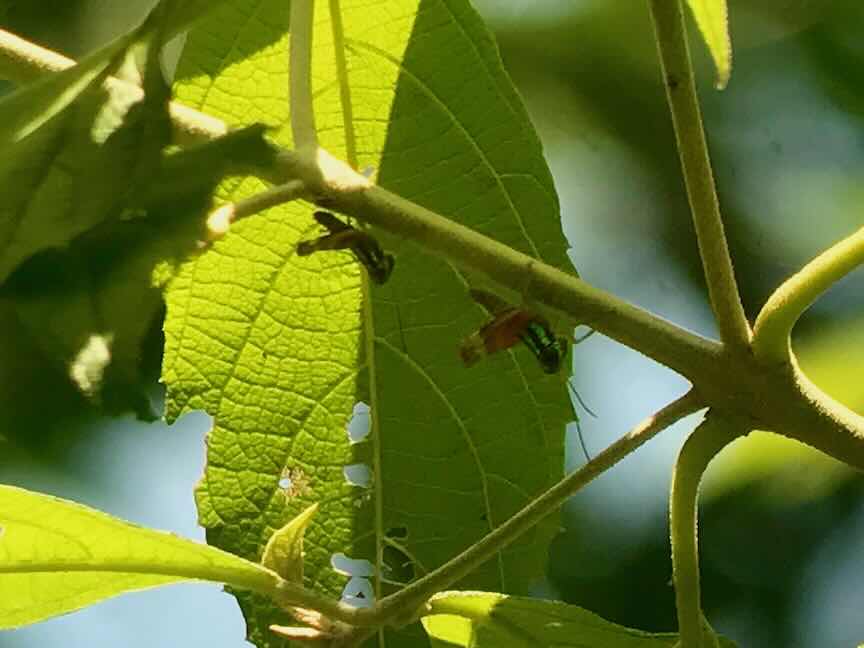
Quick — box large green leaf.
[0,485,280,629]
[165,1,576,645]
[422,591,738,648]
[684,0,732,89]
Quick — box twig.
[0,28,227,147]
[328,0,357,168]
[206,180,307,240]
[375,390,706,621]
[278,151,726,384]
[289,0,318,150]
[647,0,751,352]
[753,225,864,363]
[669,413,747,647]
[6,26,864,471]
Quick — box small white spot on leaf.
[343,463,371,488]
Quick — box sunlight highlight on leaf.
[0,485,278,630]
[685,0,732,89]
[166,2,578,645]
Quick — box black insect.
[296,211,394,285]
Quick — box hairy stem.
[0,27,728,384]
[0,28,71,81]
[647,0,751,352]
[263,391,703,629]
[205,180,307,239]
[289,0,318,150]
[6,28,864,466]
[279,151,725,382]
[0,28,227,146]
[376,391,705,623]
[670,414,746,647]
[753,225,864,363]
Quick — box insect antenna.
[569,379,597,419]
[567,378,596,462]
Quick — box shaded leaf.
[685,0,732,89]
[422,591,738,648]
[0,30,135,147]
[0,484,279,629]
[0,5,172,285]
[0,125,277,421]
[2,99,270,424]
[167,1,576,646]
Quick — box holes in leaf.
[343,463,371,488]
[383,543,415,584]
[332,553,376,608]
[340,577,374,608]
[279,466,312,498]
[346,402,370,444]
[385,526,408,540]
[331,552,374,578]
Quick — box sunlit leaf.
[0,485,279,629]
[166,0,577,646]
[684,0,732,89]
[261,503,318,582]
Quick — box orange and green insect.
[461,289,595,460]
[296,211,395,285]
[459,289,568,374]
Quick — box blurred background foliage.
[1,1,863,646]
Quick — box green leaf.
[422,591,738,648]
[0,484,279,630]
[261,503,318,582]
[0,0,277,422]
[0,32,134,147]
[1,127,274,420]
[0,0,214,147]
[684,0,732,89]
[166,1,576,645]
[0,7,172,285]
[0,9,172,423]
[162,0,239,36]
